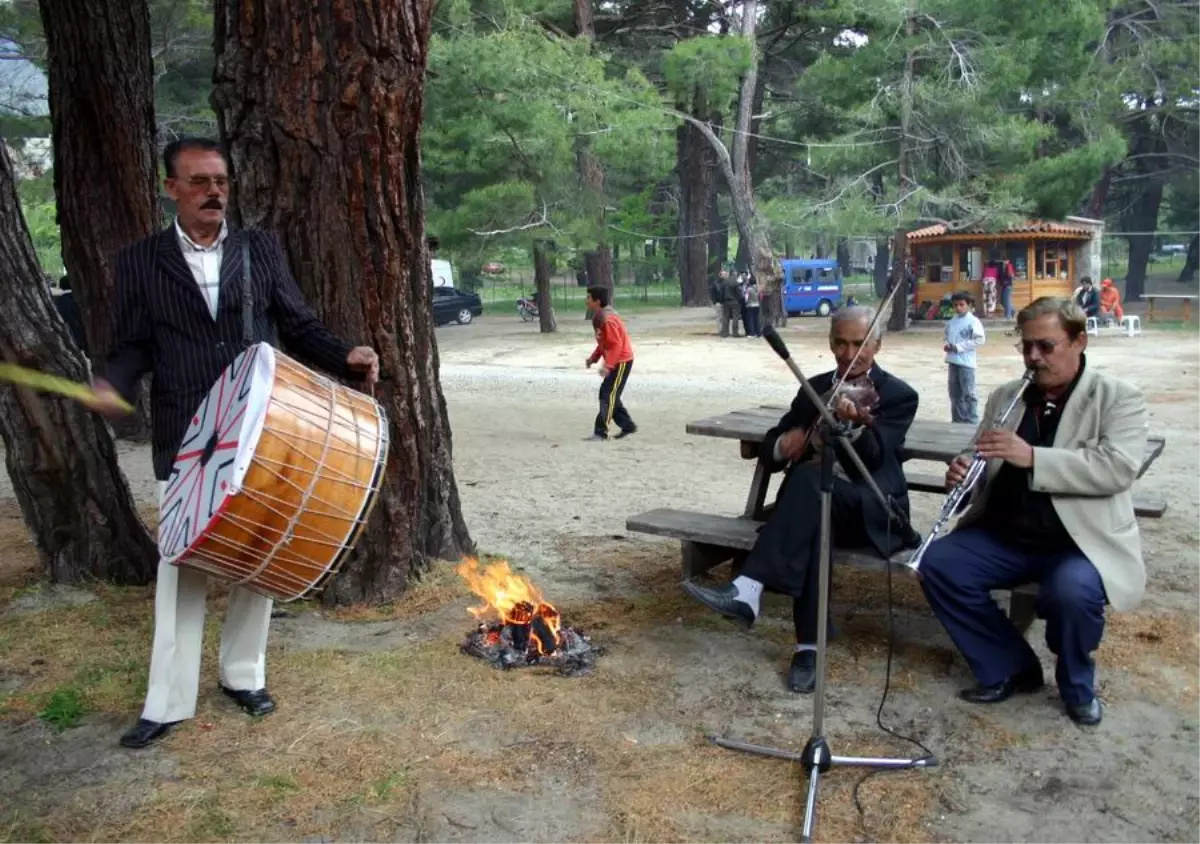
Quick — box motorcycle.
[516,296,539,322]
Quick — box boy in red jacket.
[584,286,637,440]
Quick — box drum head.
[158,343,275,562]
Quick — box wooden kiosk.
[908,220,1098,312]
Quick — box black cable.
[852,513,937,839]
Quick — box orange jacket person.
[583,286,637,440]
[1099,278,1124,322]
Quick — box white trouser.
[141,481,274,723]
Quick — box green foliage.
[14,170,63,276]
[661,35,753,111]
[38,686,84,731]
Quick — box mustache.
[201,199,224,210]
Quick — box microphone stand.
[710,320,936,843]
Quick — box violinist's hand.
[945,455,971,489]
[778,428,810,461]
[832,395,863,423]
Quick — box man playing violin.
[918,297,1148,726]
[683,307,920,693]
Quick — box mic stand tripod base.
[709,436,937,843]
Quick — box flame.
[456,557,561,654]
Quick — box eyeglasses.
[185,175,230,191]
[1014,338,1058,355]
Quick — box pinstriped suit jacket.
[103,226,354,480]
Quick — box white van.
[431,259,454,288]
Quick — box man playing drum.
[86,137,379,749]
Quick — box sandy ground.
[1,305,1198,842]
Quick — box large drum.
[157,343,388,602]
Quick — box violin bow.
[825,274,905,403]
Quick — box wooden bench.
[626,507,1044,630]
[1140,293,1196,323]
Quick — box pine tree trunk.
[676,117,714,306]
[573,0,611,290]
[533,240,557,333]
[0,145,156,585]
[38,0,159,441]
[212,0,473,605]
[1178,234,1198,284]
[888,228,910,332]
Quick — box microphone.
[761,324,791,361]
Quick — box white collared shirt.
[174,218,229,320]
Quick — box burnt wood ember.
[460,620,600,676]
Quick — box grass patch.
[37,686,85,731]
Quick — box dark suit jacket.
[103,226,355,480]
[761,365,919,555]
[53,292,88,356]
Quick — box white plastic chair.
[1086,316,1099,337]
[1120,315,1141,337]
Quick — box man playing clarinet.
[918,297,1148,726]
[682,307,920,693]
[85,137,379,749]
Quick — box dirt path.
[1,307,1196,843]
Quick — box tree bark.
[886,4,917,333]
[1179,234,1198,284]
[887,229,909,332]
[533,240,557,333]
[574,0,612,289]
[676,108,715,306]
[874,236,891,298]
[212,0,473,605]
[0,144,156,585]
[1121,177,1163,302]
[38,0,159,440]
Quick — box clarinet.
[902,369,1036,573]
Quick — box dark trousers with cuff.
[919,525,1107,706]
[594,360,635,437]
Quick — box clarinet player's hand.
[945,455,972,490]
[976,429,1034,468]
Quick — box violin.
[789,371,881,460]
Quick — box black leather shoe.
[681,581,756,630]
[119,718,172,749]
[1066,698,1102,726]
[959,666,1044,704]
[788,650,816,694]
[220,686,276,717]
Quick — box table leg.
[1186,299,1193,323]
[1148,297,1156,322]
[743,457,771,519]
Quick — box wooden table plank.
[688,409,1166,471]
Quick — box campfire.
[456,558,599,675]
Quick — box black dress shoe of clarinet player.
[788,650,817,694]
[119,718,174,749]
[959,666,1044,704]
[681,581,756,630]
[220,686,277,717]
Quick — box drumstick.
[0,361,134,413]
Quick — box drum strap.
[242,234,254,349]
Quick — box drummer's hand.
[82,379,132,419]
[945,455,972,489]
[346,346,379,385]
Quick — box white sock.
[794,643,817,653]
[731,576,763,616]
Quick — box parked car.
[432,286,483,325]
[780,258,844,316]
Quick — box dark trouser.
[919,526,1107,706]
[947,363,978,424]
[594,360,635,437]
[741,464,872,644]
[720,302,740,337]
[744,307,761,336]
[1001,285,1014,319]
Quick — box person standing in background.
[743,276,762,337]
[944,291,986,424]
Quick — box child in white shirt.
[943,292,985,424]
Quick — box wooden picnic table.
[1140,293,1196,323]
[687,407,1165,520]
[628,407,1167,632]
